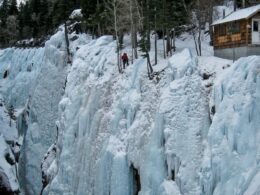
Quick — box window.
[218,25,226,36]
[227,22,240,34]
[253,21,259,32]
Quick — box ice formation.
[0,29,69,194]
[201,56,260,195]
[0,101,20,194]
[0,27,260,195]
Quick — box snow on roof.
[212,4,260,25]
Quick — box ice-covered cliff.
[0,29,70,194]
[201,56,260,195]
[0,29,260,195]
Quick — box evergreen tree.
[0,0,10,27]
[38,0,50,35]
[53,0,76,26]
[9,0,18,15]
[81,0,105,35]
[19,2,32,39]
[81,0,97,20]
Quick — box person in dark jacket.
[121,53,129,69]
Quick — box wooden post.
[246,20,248,45]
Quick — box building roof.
[212,4,260,25]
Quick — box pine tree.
[9,0,18,15]
[0,0,10,27]
[81,0,97,20]
[18,2,32,39]
[53,0,76,27]
[38,0,50,35]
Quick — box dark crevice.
[130,164,141,195]
[3,70,8,79]
[211,105,215,116]
[171,169,175,181]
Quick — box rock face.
[1,31,260,195]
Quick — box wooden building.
[212,4,260,60]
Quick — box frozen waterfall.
[0,30,260,195]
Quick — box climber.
[121,53,129,69]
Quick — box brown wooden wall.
[213,11,260,49]
[213,20,249,49]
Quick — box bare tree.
[186,0,223,56]
[105,0,131,73]
[129,0,141,63]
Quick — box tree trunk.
[162,30,166,59]
[97,0,101,37]
[146,52,153,79]
[172,30,176,52]
[182,0,188,14]
[134,25,138,59]
[113,0,122,73]
[192,30,199,56]
[154,8,157,65]
[119,32,124,49]
[130,0,134,64]
[97,23,101,37]
[209,2,214,46]
[166,29,172,56]
[134,0,142,29]
[198,23,202,56]
[154,32,157,65]
[133,26,138,59]
[242,0,245,8]
[131,34,134,64]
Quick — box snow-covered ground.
[0,22,260,195]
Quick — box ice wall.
[0,102,20,194]
[45,36,136,195]
[157,49,210,194]
[44,39,210,194]
[1,30,260,195]
[45,36,260,195]
[201,56,260,195]
[0,29,69,194]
